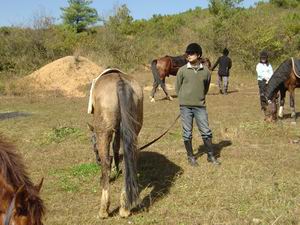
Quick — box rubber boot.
[184,140,199,167]
[203,138,221,165]
[224,86,228,95]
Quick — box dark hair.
[260,51,268,59]
[223,48,229,56]
[185,43,202,56]
[259,51,269,64]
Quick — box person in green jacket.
[175,43,220,166]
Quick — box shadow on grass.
[208,89,239,96]
[195,140,232,159]
[0,111,31,120]
[134,151,182,213]
[157,94,178,101]
[279,112,300,121]
[109,151,182,216]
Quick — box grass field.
[0,70,299,225]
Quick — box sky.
[0,0,260,27]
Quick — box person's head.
[223,48,229,56]
[185,43,202,63]
[259,51,269,64]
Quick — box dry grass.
[0,69,299,225]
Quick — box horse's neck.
[170,56,187,67]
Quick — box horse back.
[92,72,143,129]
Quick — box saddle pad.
[87,68,126,114]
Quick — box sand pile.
[22,56,103,97]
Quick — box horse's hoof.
[99,210,109,219]
[119,208,131,218]
[150,98,155,103]
[168,96,173,101]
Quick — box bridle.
[4,194,16,225]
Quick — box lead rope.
[4,194,16,225]
[139,114,180,151]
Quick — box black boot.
[203,138,221,165]
[184,140,199,167]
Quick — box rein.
[291,57,300,78]
[4,194,16,225]
[139,114,180,151]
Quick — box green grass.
[0,71,299,224]
[50,163,100,193]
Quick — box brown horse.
[263,58,300,123]
[88,68,143,218]
[0,136,45,225]
[150,55,211,102]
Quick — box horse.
[87,68,143,218]
[150,55,212,102]
[0,135,45,225]
[263,57,300,123]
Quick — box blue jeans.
[218,75,229,91]
[180,106,212,141]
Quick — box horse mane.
[0,135,45,224]
[266,58,292,100]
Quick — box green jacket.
[175,63,211,106]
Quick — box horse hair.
[0,135,45,225]
[116,78,140,208]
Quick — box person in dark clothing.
[211,48,232,95]
[175,43,220,167]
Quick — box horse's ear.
[35,178,44,193]
[87,123,94,132]
[15,184,28,208]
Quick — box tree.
[209,0,243,16]
[270,0,300,8]
[61,0,99,33]
[105,4,134,35]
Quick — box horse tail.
[151,59,163,86]
[116,77,139,209]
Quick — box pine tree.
[61,0,99,32]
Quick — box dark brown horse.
[263,58,300,123]
[150,55,211,102]
[88,68,143,218]
[0,136,45,225]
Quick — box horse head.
[87,123,101,165]
[263,97,278,123]
[200,57,212,70]
[0,176,45,225]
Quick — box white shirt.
[256,62,273,81]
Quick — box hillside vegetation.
[0,2,299,92]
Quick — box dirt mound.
[22,56,103,97]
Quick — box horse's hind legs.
[98,132,113,219]
[119,189,131,218]
[112,128,121,176]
